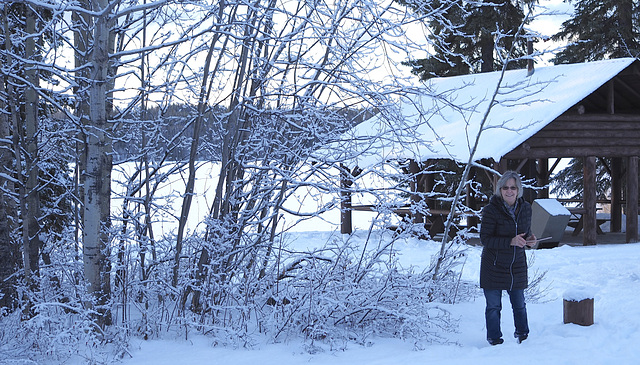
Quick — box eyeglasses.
[501,186,518,191]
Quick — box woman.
[480,171,536,345]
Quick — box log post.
[583,156,597,245]
[611,158,622,232]
[409,160,424,224]
[626,156,638,243]
[563,298,594,326]
[538,158,549,199]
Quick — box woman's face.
[501,178,518,206]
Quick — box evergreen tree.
[552,0,640,64]
[550,158,611,200]
[401,0,534,80]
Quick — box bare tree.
[164,0,451,319]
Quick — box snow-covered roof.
[325,58,637,167]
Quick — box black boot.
[515,333,528,344]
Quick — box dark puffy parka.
[479,194,532,290]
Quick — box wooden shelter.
[335,58,640,245]
[501,60,640,244]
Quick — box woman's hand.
[525,234,538,248]
[510,233,527,248]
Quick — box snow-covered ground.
[120,230,640,365]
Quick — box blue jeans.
[483,289,529,340]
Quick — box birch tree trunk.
[0,4,19,312]
[1,2,42,314]
[73,2,91,260]
[23,1,42,286]
[82,0,113,327]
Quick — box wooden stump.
[563,298,594,326]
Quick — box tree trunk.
[23,1,42,285]
[0,5,19,312]
[617,0,634,52]
[171,20,218,288]
[0,86,17,311]
[479,27,494,73]
[82,0,113,327]
[73,2,91,260]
